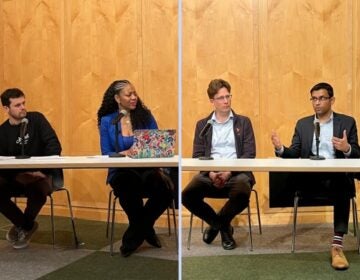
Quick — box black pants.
[289,172,353,234]
[182,172,252,229]
[0,175,52,230]
[110,168,172,243]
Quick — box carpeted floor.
[0,215,178,280]
[1,214,360,279]
[182,223,360,279]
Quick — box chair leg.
[166,207,171,236]
[106,190,113,238]
[247,205,253,251]
[351,197,360,254]
[252,189,262,234]
[170,199,178,250]
[187,213,194,250]
[49,195,55,248]
[62,188,80,248]
[110,196,118,256]
[292,195,299,253]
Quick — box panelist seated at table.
[0,88,62,249]
[271,82,360,270]
[182,78,256,250]
[97,80,172,257]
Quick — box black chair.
[187,188,262,250]
[292,185,360,253]
[14,169,79,248]
[106,171,178,256]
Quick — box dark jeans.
[289,172,353,234]
[0,175,52,230]
[110,168,172,244]
[182,172,252,229]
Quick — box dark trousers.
[182,172,252,229]
[0,175,52,230]
[110,168,172,244]
[290,172,353,234]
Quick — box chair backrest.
[51,169,64,191]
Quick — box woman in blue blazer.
[97,80,172,257]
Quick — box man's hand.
[332,130,351,153]
[209,171,231,189]
[271,130,283,150]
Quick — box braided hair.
[97,80,153,129]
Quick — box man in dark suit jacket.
[182,79,256,250]
[271,82,360,270]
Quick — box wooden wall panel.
[182,0,359,226]
[142,0,178,132]
[0,0,178,224]
[182,0,259,158]
[0,0,63,132]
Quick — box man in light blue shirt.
[182,79,256,250]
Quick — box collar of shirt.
[314,111,333,124]
[211,111,234,124]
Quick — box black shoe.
[220,226,236,250]
[120,245,137,257]
[145,232,162,248]
[120,226,144,257]
[203,226,219,244]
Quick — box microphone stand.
[15,123,30,159]
[309,137,325,160]
[109,120,125,158]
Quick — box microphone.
[111,109,128,125]
[314,120,320,140]
[310,119,325,160]
[198,119,214,160]
[15,118,30,159]
[199,120,213,139]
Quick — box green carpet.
[38,251,178,280]
[182,251,360,280]
[0,215,127,250]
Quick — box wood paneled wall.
[182,0,360,226]
[0,0,178,223]
[1,0,360,227]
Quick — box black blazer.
[192,110,256,185]
[282,112,360,159]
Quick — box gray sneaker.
[6,225,20,243]
[12,221,39,249]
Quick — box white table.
[181,158,360,172]
[0,155,179,169]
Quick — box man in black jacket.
[271,82,360,270]
[0,88,62,249]
[182,79,256,250]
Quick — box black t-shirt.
[0,111,62,178]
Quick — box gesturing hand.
[332,130,351,153]
[271,130,282,150]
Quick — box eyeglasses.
[310,96,331,102]
[213,94,232,102]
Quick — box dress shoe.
[120,226,144,257]
[331,246,349,270]
[220,226,236,250]
[203,226,219,244]
[120,245,137,257]
[145,232,162,248]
